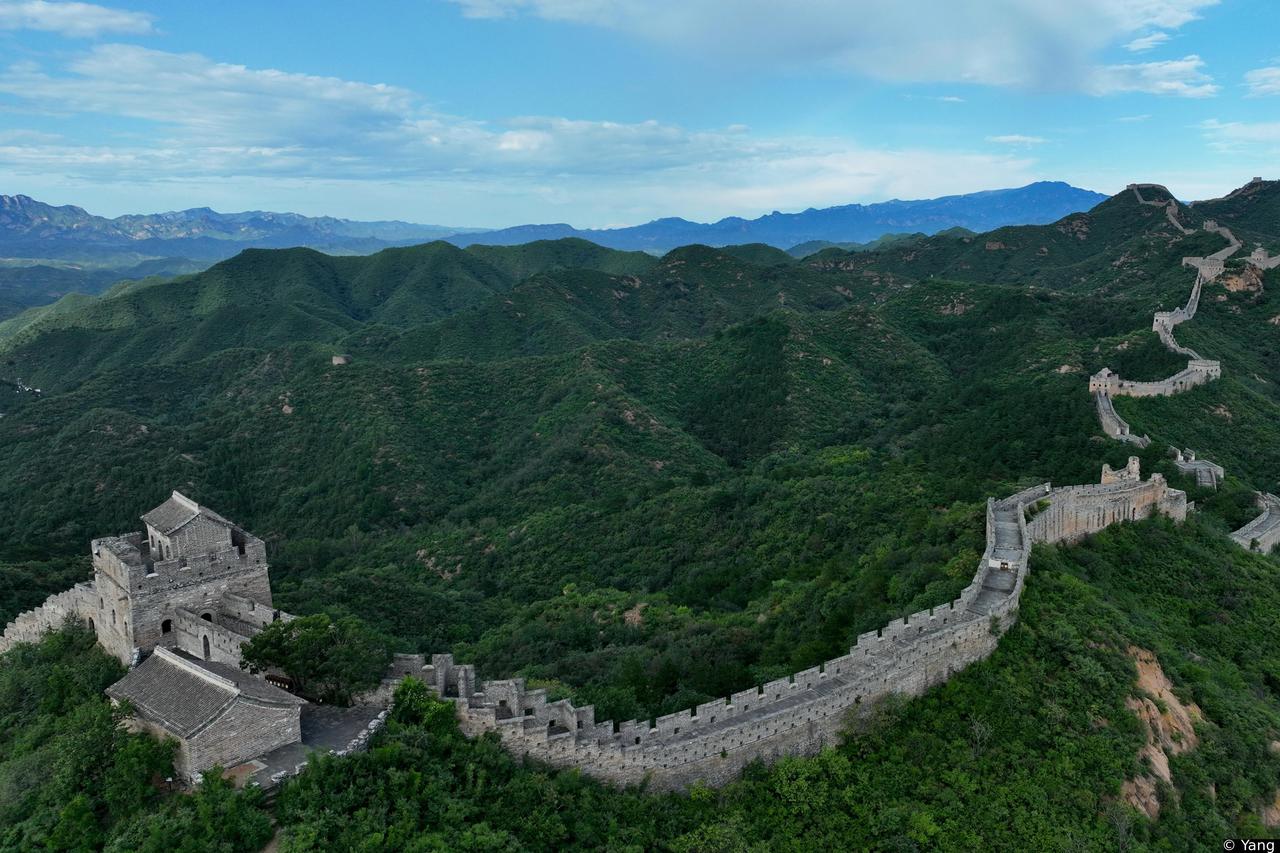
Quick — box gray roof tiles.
[106,647,304,739]
[141,491,235,536]
[141,492,201,535]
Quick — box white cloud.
[0,0,152,36]
[1116,113,1152,122]
[1124,32,1170,51]
[0,45,1045,225]
[1088,55,1218,97]
[986,134,1046,145]
[1200,119,1280,152]
[1245,66,1280,97]
[446,0,1218,92]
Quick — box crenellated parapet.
[1230,493,1280,553]
[382,462,1180,790]
[1172,448,1224,489]
[1092,213,1240,449]
[0,582,96,655]
[1249,247,1280,271]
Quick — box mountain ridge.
[1,181,1107,263]
[450,181,1109,251]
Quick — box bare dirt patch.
[1121,647,1204,820]
[1221,266,1264,294]
[939,298,973,316]
[623,602,647,628]
[1262,790,1280,828]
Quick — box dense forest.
[2,180,1280,848]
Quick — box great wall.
[0,180,1277,791]
[1089,183,1280,551]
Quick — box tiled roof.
[106,647,304,739]
[141,491,234,536]
[141,492,201,535]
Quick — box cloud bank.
[0,44,1042,224]
[448,0,1218,94]
[0,0,152,37]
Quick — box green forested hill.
[3,182,1280,849]
[807,185,1231,300]
[1192,179,1280,250]
[464,236,660,280]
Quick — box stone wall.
[1249,248,1280,271]
[168,515,234,559]
[1182,257,1225,281]
[91,531,271,664]
[1092,361,1221,398]
[1094,391,1150,447]
[384,465,1181,791]
[171,607,252,666]
[1092,215,1239,444]
[1173,449,1224,489]
[1231,493,1280,553]
[185,698,303,779]
[0,582,95,655]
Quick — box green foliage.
[3,185,1280,846]
[0,625,269,852]
[240,613,392,705]
[275,683,710,851]
[104,774,273,853]
[271,522,1280,849]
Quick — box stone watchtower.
[90,491,272,665]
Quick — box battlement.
[1231,493,1280,552]
[1090,360,1219,399]
[1249,247,1280,271]
[380,462,1180,790]
[1093,389,1150,447]
[1182,256,1224,281]
[1172,448,1224,489]
[0,582,95,655]
[91,532,267,592]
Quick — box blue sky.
[0,0,1277,227]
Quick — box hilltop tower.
[90,491,274,665]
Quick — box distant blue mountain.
[448,181,1109,252]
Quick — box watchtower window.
[161,619,172,635]
[201,612,213,622]
[202,636,211,660]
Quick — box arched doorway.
[161,619,172,635]
[202,636,211,660]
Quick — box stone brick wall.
[1230,493,1280,553]
[169,515,234,559]
[0,582,95,655]
[385,466,1181,791]
[171,608,251,665]
[184,699,302,779]
[1092,217,1238,444]
[90,531,271,664]
[1094,391,1150,447]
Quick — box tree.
[240,614,390,705]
